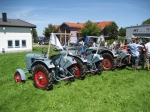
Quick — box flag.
[51,33,63,50]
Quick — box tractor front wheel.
[33,64,53,90]
[14,72,23,83]
[74,58,86,80]
[96,61,103,75]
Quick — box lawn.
[0,47,150,112]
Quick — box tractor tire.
[120,57,128,69]
[112,58,117,71]
[67,65,76,81]
[96,61,103,75]
[14,71,24,83]
[33,64,53,90]
[74,58,86,80]
[102,53,115,70]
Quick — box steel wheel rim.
[14,72,22,83]
[34,69,47,88]
[74,64,81,78]
[103,58,112,69]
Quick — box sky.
[0,0,150,36]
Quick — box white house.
[0,12,36,53]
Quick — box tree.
[142,18,150,25]
[101,22,118,39]
[80,20,101,39]
[31,28,38,42]
[118,27,126,37]
[43,24,59,38]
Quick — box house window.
[15,40,20,48]
[8,40,13,48]
[22,40,26,47]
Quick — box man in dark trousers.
[127,38,144,71]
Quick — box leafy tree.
[43,24,59,39]
[142,18,150,25]
[118,27,126,37]
[101,22,118,39]
[31,28,38,42]
[80,20,101,39]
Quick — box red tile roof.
[54,25,60,29]
[64,22,84,28]
[63,21,113,29]
[97,21,113,29]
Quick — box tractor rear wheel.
[112,58,117,71]
[14,72,23,83]
[33,64,53,90]
[74,58,86,79]
[96,61,103,75]
[102,53,115,70]
[120,57,128,69]
[67,65,76,81]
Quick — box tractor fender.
[100,50,118,58]
[16,69,26,80]
[93,54,104,61]
[86,54,103,63]
[62,56,77,68]
[118,49,129,59]
[31,60,55,69]
[70,55,87,63]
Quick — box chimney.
[2,12,7,22]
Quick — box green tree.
[31,28,38,42]
[101,22,118,39]
[118,27,126,37]
[43,24,59,38]
[142,18,150,25]
[80,20,100,38]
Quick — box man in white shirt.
[145,38,150,70]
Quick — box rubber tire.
[112,58,117,71]
[67,65,76,81]
[14,71,24,83]
[74,58,86,79]
[96,61,103,75]
[120,57,128,69]
[33,64,53,90]
[102,53,115,70]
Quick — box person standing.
[127,38,143,71]
[145,38,150,70]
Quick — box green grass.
[0,47,150,112]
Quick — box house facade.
[59,21,113,43]
[0,12,36,53]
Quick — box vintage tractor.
[14,33,77,90]
[67,36,104,76]
[112,44,131,69]
[87,36,118,71]
[91,36,131,69]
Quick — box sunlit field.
[0,46,150,112]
